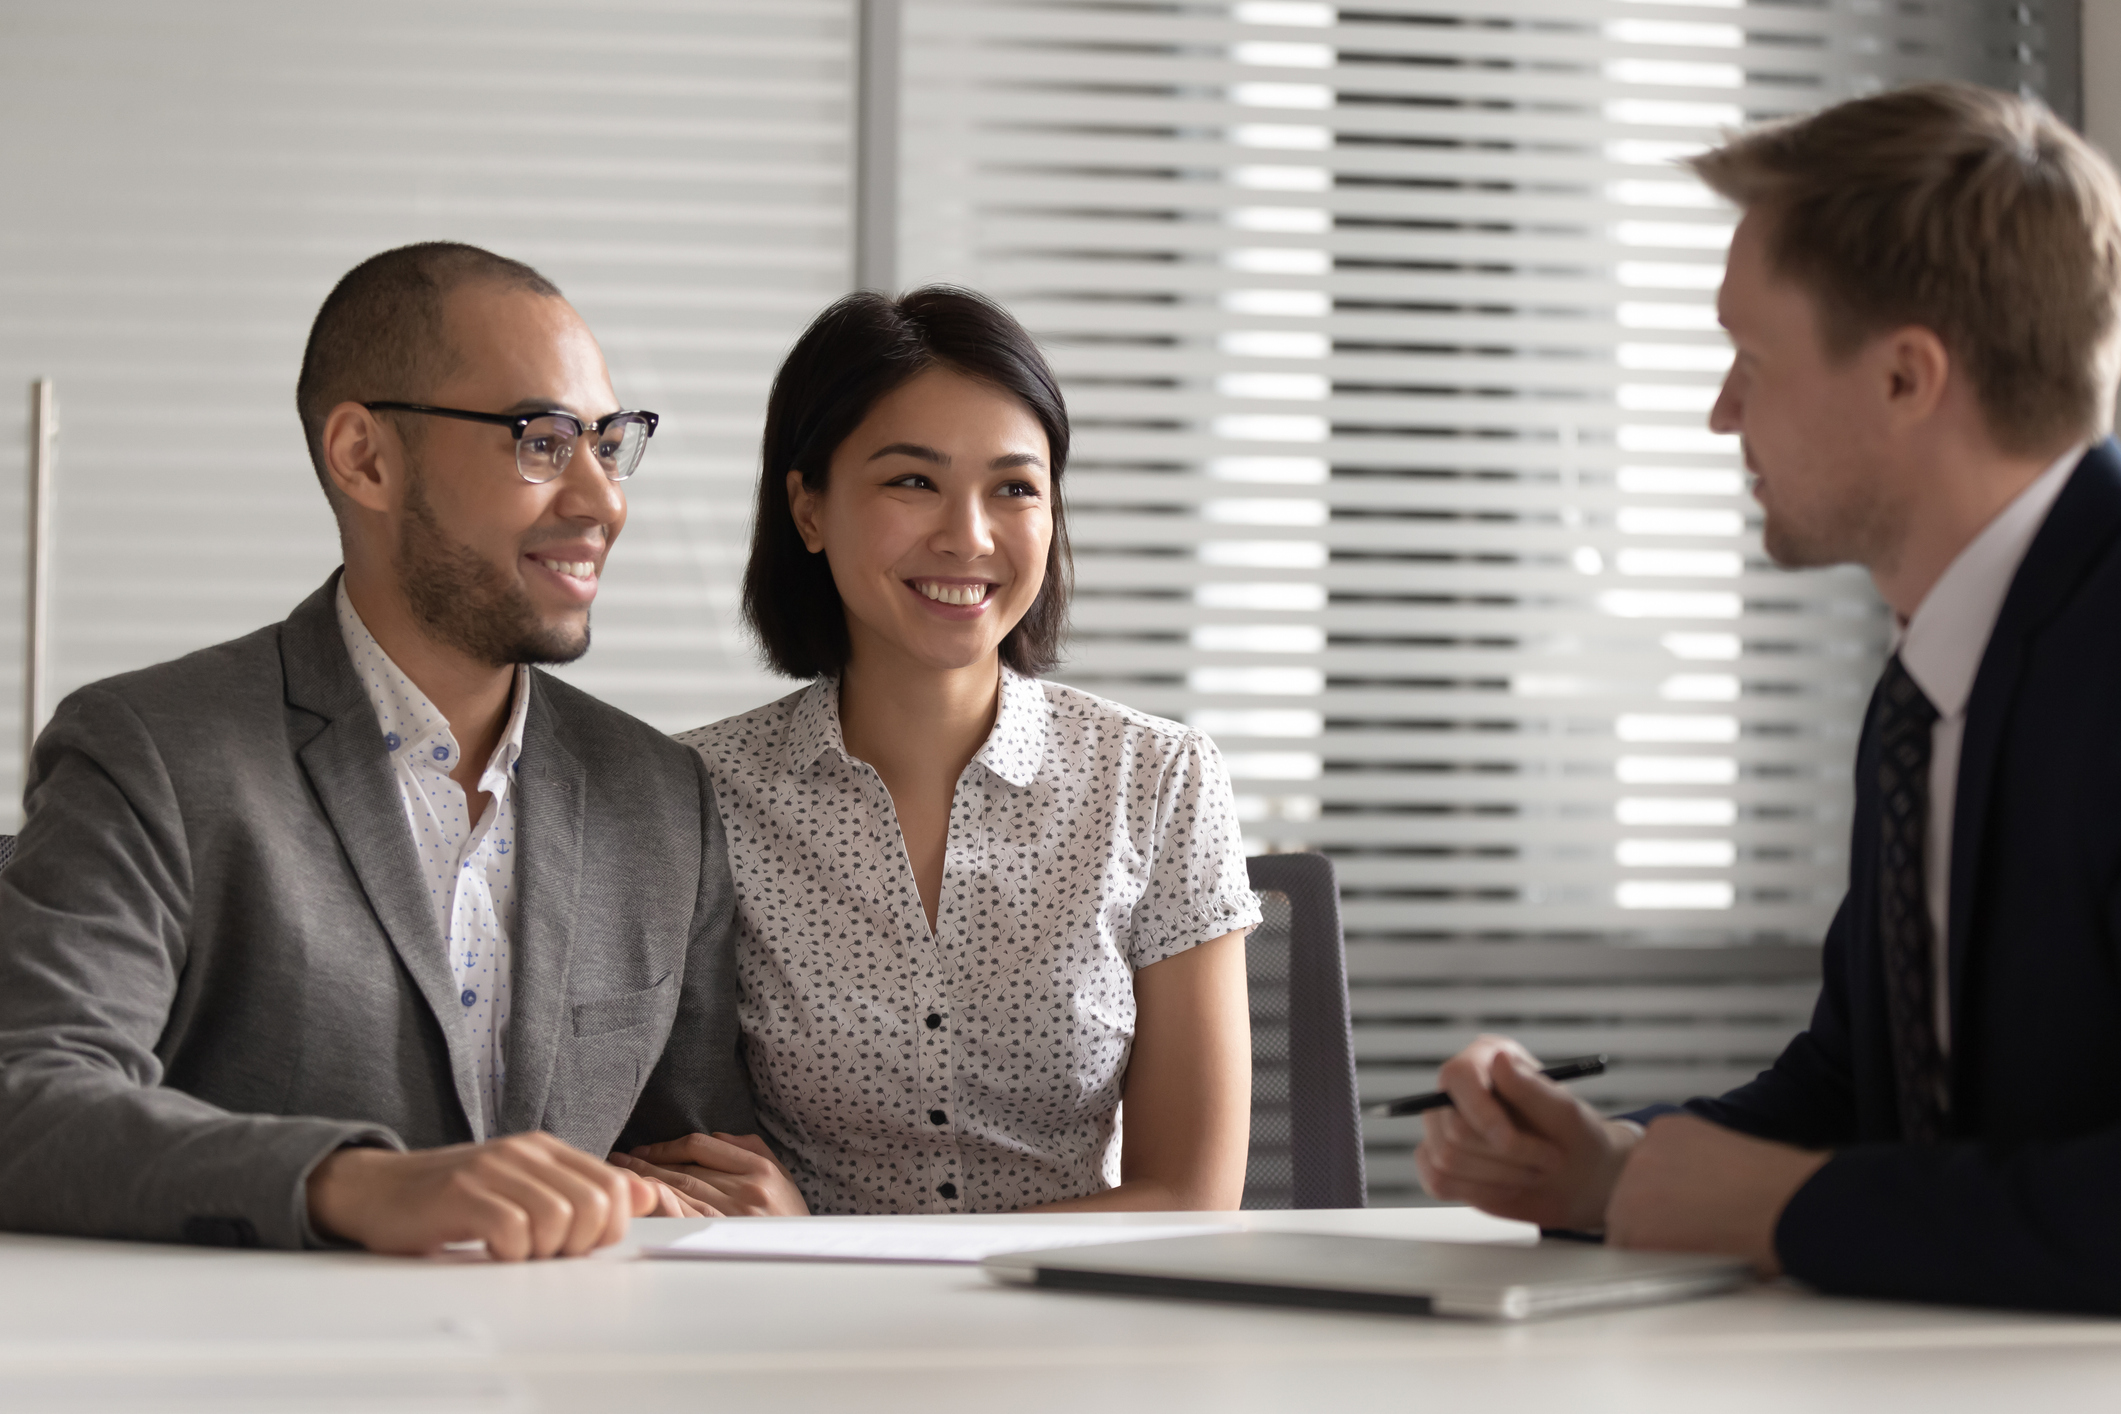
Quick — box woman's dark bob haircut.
[742,285,1073,680]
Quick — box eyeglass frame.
[360,401,660,483]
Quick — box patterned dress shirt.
[335,583,529,1139]
[679,668,1262,1215]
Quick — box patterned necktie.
[1876,654,1949,1143]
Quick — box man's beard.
[1754,448,1898,575]
[1761,509,1842,570]
[396,463,591,669]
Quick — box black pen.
[1361,1054,1609,1118]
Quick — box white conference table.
[4,1206,2118,1413]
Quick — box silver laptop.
[982,1231,1751,1321]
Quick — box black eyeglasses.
[361,402,659,483]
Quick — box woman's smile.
[907,577,998,615]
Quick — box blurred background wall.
[2089,0,2119,154]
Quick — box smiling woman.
[742,287,1075,681]
[630,288,1263,1217]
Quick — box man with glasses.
[0,242,798,1256]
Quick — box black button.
[937,1182,957,1200]
[928,1109,947,1125]
[925,1013,942,1029]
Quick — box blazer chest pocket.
[546,974,676,1154]
[572,973,673,1038]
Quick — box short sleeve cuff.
[1129,889,1265,970]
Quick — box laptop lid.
[982,1231,1752,1321]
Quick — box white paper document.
[642,1219,1239,1265]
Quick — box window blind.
[896,0,2073,1199]
[0,0,853,826]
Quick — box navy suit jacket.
[1677,439,2121,1312]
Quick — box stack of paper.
[642,1219,1239,1265]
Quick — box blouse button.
[937,1182,957,1200]
[925,1013,942,1029]
[928,1109,947,1126]
[460,989,477,1007]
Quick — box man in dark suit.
[0,242,799,1257]
[1415,84,2121,1313]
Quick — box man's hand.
[1605,1113,1829,1274]
[609,1132,810,1217]
[308,1132,666,1260]
[1413,1034,1640,1231]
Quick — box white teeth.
[538,558,595,578]
[916,581,990,606]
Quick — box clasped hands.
[607,1131,809,1219]
[1413,1035,1829,1274]
[309,1127,807,1262]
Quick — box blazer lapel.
[1948,441,2121,1045]
[282,574,485,1138]
[497,678,585,1137]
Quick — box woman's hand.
[635,1173,717,1218]
[608,1133,810,1217]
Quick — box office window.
[895,0,2074,1198]
[0,0,851,813]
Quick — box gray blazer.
[0,575,753,1248]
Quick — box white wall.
[2091,0,2121,158]
[0,2,851,826]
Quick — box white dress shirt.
[1893,443,2084,1053]
[680,668,1262,1215]
[335,583,530,1138]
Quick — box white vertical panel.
[897,0,2071,1200]
[0,0,854,827]
[2089,0,2121,159]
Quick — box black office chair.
[1240,851,1366,1209]
[0,833,14,870]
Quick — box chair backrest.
[0,834,14,872]
[1240,851,1366,1209]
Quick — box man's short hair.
[295,242,562,495]
[1690,82,2121,454]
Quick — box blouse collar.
[786,666,1049,788]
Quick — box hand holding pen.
[1365,1054,1608,1118]
[1409,1037,1643,1233]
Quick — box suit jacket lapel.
[1948,441,2121,1046]
[498,678,585,1137]
[281,573,485,1137]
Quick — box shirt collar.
[784,666,1049,788]
[334,580,531,794]
[974,667,1049,788]
[1895,442,2085,721]
[786,675,845,775]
